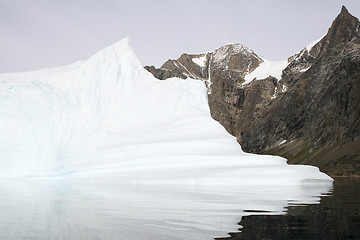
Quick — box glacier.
[0,37,332,184]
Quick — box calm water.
[219,178,360,240]
[0,178,347,240]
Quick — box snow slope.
[243,59,289,85]
[192,55,207,67]
[0,38,332,184]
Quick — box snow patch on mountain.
[243,60,289,85]
[306,36,324,52]
[300,67,311,73]
[192,56,207,67]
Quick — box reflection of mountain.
[145,6,360,177]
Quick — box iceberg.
[0,37,334,240]
[0,37,332,185]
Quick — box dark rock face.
[145,6,360,177]
[206,45,264,134]
[145,53,210,81]
[241,6,360,176]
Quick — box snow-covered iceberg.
[0,38,332,184]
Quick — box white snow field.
[0,38,333,240]
[0,37,331,184]
[243,59,289,85]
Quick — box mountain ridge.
[145,6,360,177]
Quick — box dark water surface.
[218,178,360,240]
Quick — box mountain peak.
[335,5,359,25]
[213,43,261,60]
[320,5,360,50]
[340,5,349,15]
[333,5,359,28]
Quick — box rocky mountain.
[145,6,360,177]
[145,44,263,91]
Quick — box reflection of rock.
[216,178,360,240]
[145,6,360,176]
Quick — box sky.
[0,0,359,73]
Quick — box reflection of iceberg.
[0,180,333,240]
[0,38,331,185]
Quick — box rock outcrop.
[145,6,360,177]
[243,6,360,176]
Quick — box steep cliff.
[242,6,360,176]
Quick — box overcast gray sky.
[0,0,359,72]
